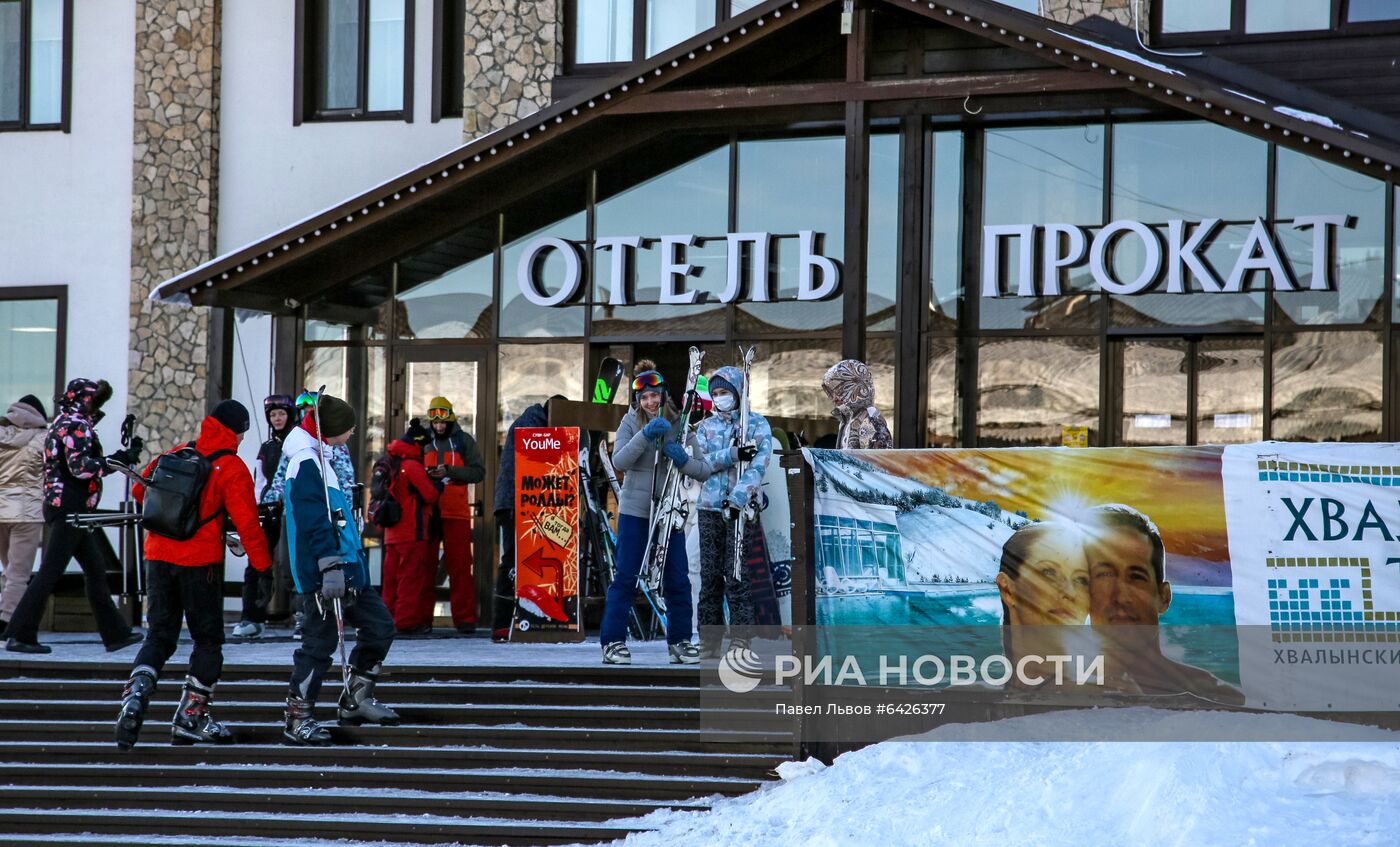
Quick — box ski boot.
[284,695,333,745]
[602,642,632,665]
[171,676,234,745]
[668,642,701,665]
[337,664,402,726]
[114,665,157,751]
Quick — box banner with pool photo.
[804,443,1400,711]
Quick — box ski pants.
[600,514,692,646]
[490,510,516,631]
[238,514,281,624]
[0,522,43,622]
[382,538,434,631]
[135,560,225,684]
[288,588,395,704]
[4,513,132,647]
[696,510,757,639]
[437,517,475,625]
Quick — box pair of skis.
[728,346,757,579]
[638,347,706,597]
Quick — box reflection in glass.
[316,0,360,111]
[28,0,62,124]
[1349,0,1400,22]
[1119,339,1187,446]
[407,360,478,435]
[1245,0,1330,33]
[929,131,963,331]
[398,254,494,339]
[575,0,633,63]
[978,336,1099,446]
[730,0,764,12]
[500,210,586,337]
[742,338,843,421]
[366,0,405,112]
[736,136,845,333]
[365,346,386,471]
[1110,224,1266,327]
[1160,0,1231,32]
[646,0,714,56]
[867,134,899,331]
[0,4,19,122]
[304,346,349,400]
[0,298,58,404]
[498,343,583,444]
[1196,338,1263,445]
[982,125,1104,330]
[1275,149,1385,326]
[927,336,958,447]
[305,320,350,342]
[1272,331,1382,442]
[865,336,897,442]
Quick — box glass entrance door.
[1110,337,1264,446]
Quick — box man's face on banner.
[1088,525,1171,625]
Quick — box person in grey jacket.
[0,395,47,630]
[599,362,709,666]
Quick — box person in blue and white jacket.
[280,395,399,746]
[693,365,774,657]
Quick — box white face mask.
[713,393,736,413]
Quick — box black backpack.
[142,443,235,541]
[367,453,403,530]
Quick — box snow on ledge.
[1275,106,1343,131]
[1047,29,1185,77]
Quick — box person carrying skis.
[4,378,142,654]
[694,365,774,656]
[599,362,709,666]
[232,393,300,638]
[423,396,485,634]
[381,419,440,634]
[280,394,400,745]
[114,400,273,749]
[822,359,893,450]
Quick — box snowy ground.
[599,709,1400,847]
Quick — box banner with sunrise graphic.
[806,443,1400,710]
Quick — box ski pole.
[333,596,350,691]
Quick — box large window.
[300,0,411,121]
[568,0,754,70]
[0,0,68,131]
[497,343,584,443]
[977,336,1099,447]
[1157,0,1400,40]
[0,290,62,408]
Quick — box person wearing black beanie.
[211,399,251,435]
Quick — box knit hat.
[316,395,356,438]
[17,394,46,420]
[211,399,251,435]
[402,417,431,445]
[708,372,738,400]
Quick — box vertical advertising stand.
[513,426,584,642]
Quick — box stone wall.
[462,0,561,138]
[127,0,220,445]
[1043,0,1149,34]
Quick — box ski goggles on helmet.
[426,407,454,422]
[295,391,318,408]
[631,371,666,394]
[264,394,295,411]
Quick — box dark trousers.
[289,588,395,705]
[491,511,516,631]
[697,510,757,636]
[3,515,132,646]
[600,514,692,645]
[238,517,281,624]
[135,561,225,684]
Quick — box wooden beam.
[609,69,1125,114]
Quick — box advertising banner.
[513,426,583,641]
[805,443,1400,710]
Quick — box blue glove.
[642,417,670,439]
[318,558,347,601]
[664,442,690,466]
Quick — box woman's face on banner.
[1005,530,1090,626]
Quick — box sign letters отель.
[513,427,583,641]
[981,216,1356,297]
[515,231,842,307]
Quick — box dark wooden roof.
[153,0,1400,314]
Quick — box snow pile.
[603,709,1400,847]
[897,505,1011,584]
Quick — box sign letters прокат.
[515,231,841,307]
[982,216,1356,298]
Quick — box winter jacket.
[610,407,709,520]
[281,423,367,593]
[253,423,297,501]
[383,438,440,545]
[694,366,773,513]
[493,402,549,514]
[823,359,893,450]
[0,399,47,523]
[423,423,485,520]
[43,378,113,515]
[266,442,354,505]
[134,416,273,571]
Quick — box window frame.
[0,0,72,133]
[0,284,68,405]
[564,0,746,75]
[1152,0,1400,46]
[431,0,464,122]
[294,0,414,125]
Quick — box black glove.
[730,443,758,463]
[106,449,135,467]
[127,435,145,464]
[318,557,347,601]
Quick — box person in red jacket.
[114,400,273,750]
[423,397,485,633]
[382,421,441,634]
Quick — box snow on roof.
[1275,105,1344,131]
[1047,28,1185,77]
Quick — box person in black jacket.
[4,378,143,654]
[232,394,300,638]
[490,395,564,641]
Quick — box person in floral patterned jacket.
[4,378,143,654]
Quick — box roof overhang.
[154,0,1400,314]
